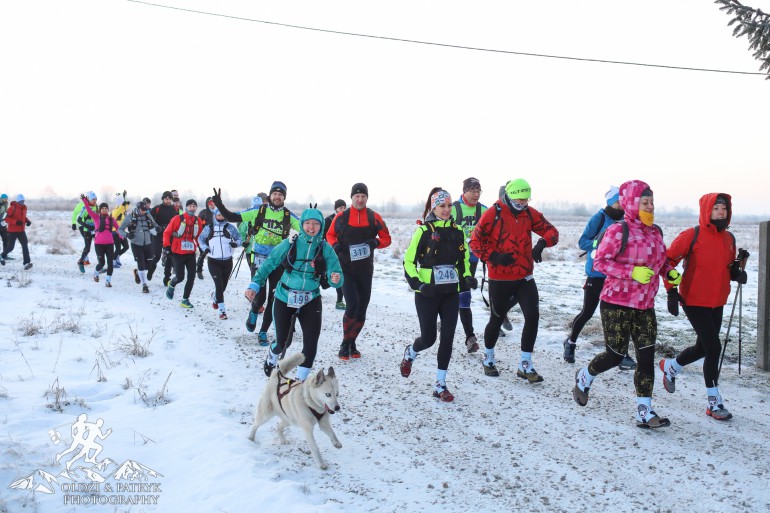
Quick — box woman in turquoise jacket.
[245,207,343,382]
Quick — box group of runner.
[1,178,748,427]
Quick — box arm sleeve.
[323,242,344,289]
[531,210,559,247]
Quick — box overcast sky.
[2,0,769,214]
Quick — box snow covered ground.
[1,210,769,513]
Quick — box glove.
[71,223,77,231]
[737,248,750,262]
[531,239,547,263]
[631,266,655,284]
[488,252,515,266]
[667,288,680,316]
[229,241,238,248]
[16,220,23,226]
[25,220,31,227]
[123,201,130,206]
[418,283,436,297]
[334,243,350,264]
[465,276,478,290]
[366,239,378,251]
[126,232,135,240]
[211,187,223,208]
[241,241,250,248]
[729,261,747,284]
[80,194,86,200]
[666,269,682,286]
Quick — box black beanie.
[186,199,197,207]
[463,177,481,193]
[99,202,109,210]
[351,183,368,198]
[334,199,346,210]
[270,181,287,197]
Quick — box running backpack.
[281,235,330,289]
[453,202,482,227]
[334,208,377,239]
[681,226,735,270]
[253,204,293,239]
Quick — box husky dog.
[248,353,342,470]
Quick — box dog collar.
[308,406,325,421]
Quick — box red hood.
[698,192,732,232]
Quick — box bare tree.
[716,0,770,78]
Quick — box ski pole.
[718,282,740,376]
[230,249,245,280]
[719,248,749,375]
[738,280,743,375]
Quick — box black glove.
[419,283,436,297]
[366,239,378,251]
[25,220,31,227]
[229,241,238,248]
[123,201,130,207]
[126,232,135,240]
[241,240,250,248]
[531,239,547,263]
[737,248,750,261]
[79,193,86,200]
[488,251,515,266]
[211,187,223,208]
[71,223,77,231]
[16,220,23,226]
[667,288,680,316]
[334,243,350,264]
[729,262,748,284]
[465,276,478,290]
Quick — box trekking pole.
[719,248,749,376]
[230,249,245,280]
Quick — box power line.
[127,0,765,77]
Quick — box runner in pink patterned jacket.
[572,179,681,430]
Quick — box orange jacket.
[162,213,202,255]
[666,193,736,308]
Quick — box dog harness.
[275,371,326,420]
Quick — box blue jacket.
[579,209,615,278]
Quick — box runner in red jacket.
[0,194,32,269]
[469,178,558,381]
[162,199,203,308]
[659,193,747,421]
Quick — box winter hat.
[431,190,452,209]
[605,186,620,206]
[251,195,263,208]
[715,196,728,206]
[142,197,151,206]
[463,177,481,193]
[86,191,97,201]
[137,200,148,211]
[162,191,173,200]
[269,181,287,197]
[0,193,8,200]
[334,199,346,210]
[505,179,531,200]
[16,194,25,203]
[98,202,108,210]
[641,188,653,197]
[186,199,197,207]
[351,183,368,198]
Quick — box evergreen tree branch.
[716,0,770,78]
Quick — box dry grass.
[115,325,156,358]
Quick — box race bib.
[181,240,195,251]
[286,289,312,308]
[433,265,459,285]
[349,243,371,261]
[252,254,267,269]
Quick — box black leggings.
[207,258,233,304]
[130,243,154,272]
[458,260,478,338]
[2,232,31,264]
[250,266,284,333]
[114,233,129,257]
[569,277,605,342]
[589,302,656,397]
[79,229,93,260]
[272,295,323,368]
[171,253,197,299]
[677,305,724,388]
[342,273,373,343]
[413,291,459,371]
[95,244,115,276]
[484,278,539,352]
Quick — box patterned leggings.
[588,302,656,397]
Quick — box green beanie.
[505,178,531,200]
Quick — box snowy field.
[1,210,769,513]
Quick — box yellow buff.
[639,211,654,227]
